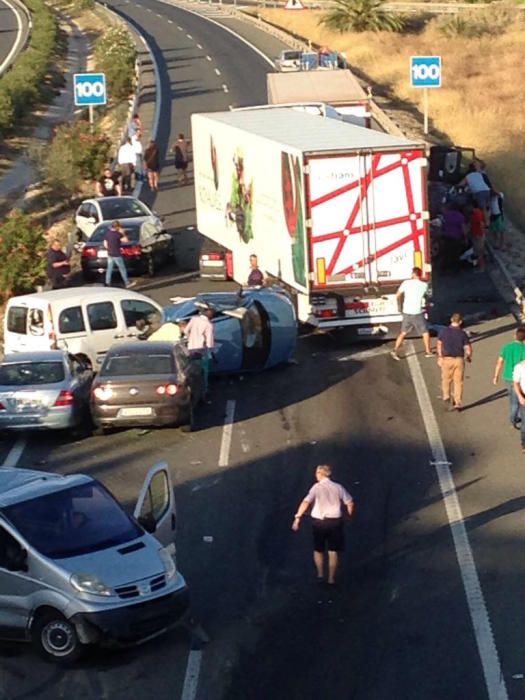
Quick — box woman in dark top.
[144,140,160,191]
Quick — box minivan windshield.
[3,482,142,559]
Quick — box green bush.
[0,211,47,301]
[0,0,58,136]
[94,26,137,102]
[431,3,518,38]
[44,121,112,194]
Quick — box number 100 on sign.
[73,73,107,106]
[410,56,441,88]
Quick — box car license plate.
[98,250,108,259]
[17,398,41,411]
[119,407,153,417]
[202,260,224,267]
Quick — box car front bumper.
[72,585,190,644]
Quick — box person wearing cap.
[292,464,354,587]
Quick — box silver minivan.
[3,287,163,370]
[0,462,188,662]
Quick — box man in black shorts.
[292,464,354,586]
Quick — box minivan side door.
[0,524,37,640]
[120,299,162,341]
[85,301,124,369]
[134,463,176,547]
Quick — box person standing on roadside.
[185,307,215,397]
[144,140,161,192]
[437,312,472,411]
[104,220,135,288]
[47,239,71,289]
[117,137,136,194]
[513,360,525,453]
[470,204,487,273]
[494,327,525,429]
[173,133,190,185]
[127,113,142,139]
[292,464,354,587]
[391,267,433,361]
[247,254,264,286]
[131,129,144,182]
[96,167,122,197]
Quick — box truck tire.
[32,611,83,663]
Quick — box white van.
[4,287,163,369]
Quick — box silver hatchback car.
[0,463,188,662]
[0,351,92,431]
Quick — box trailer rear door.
[306,148,428,291]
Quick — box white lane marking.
[156,12,162,17]
[140,35,147,46]
[168,2,275,68]
[214,68,221,76]
[338,345,390,362]
[218,399,235,467]
[186,33,192,39]
[180,649,202,700]
[177,25,183,29]
[196,43,202,49]
[406,341,508,700]
[205,55,212,61]
[147,7,152,11]
[2,437,27,468]
[168,18,173,23]
[222,84,228,93]
[0,0,24,77]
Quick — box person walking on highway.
[127,113,142,139]
[104,220,135,288]
[391,267,433,361]
[437,313,472,411]
[185,307,215,397]
[495,327,525,429]
[117,137,136,194]
[173,133,190,185]
[292,464,354,586]
[144,140,161,192]
[512,360,525,452]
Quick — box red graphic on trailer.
[307,150,428,286]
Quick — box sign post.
[73,73,107,131]
[410,56,441,135]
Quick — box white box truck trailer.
[192,108,430,337]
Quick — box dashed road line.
[222,84,228,93]
[214,68,221,75]
[205,55,212,61]
[177,24,183,29]
[168,18,173,22]
[186,33,192,39]
[218,399,235,467]
[180,649,202,700]
[2,437,26,468]
[406,341,508,700]
[196,43,202,49]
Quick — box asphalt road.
[0,3,523,700]
[0,0,27,76]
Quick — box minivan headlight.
[70,573,113,596]
[159,546,176,581]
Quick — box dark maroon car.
[90,341,203,432]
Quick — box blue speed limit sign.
[74,73,107,106]
[410,56,441,88]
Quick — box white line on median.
[406,342,508,700]
[180,649,202,700]
[2,437,27,468]
[218,400,235,467]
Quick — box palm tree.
[320,0,404,32]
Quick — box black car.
[81,221,174,281]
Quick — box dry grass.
[258,8,525,225]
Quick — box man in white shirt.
[391,266,433,360]
[292,464,354,586]
[185,307,215,397]
[117,137,136,193]
[461,159,491,212]
[512,359,525,452]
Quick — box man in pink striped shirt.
[185,307,215,396]
[292,464,354,586]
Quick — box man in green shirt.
[493,327,525,428]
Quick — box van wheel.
[147,254,156,277]
[32,611,83,663]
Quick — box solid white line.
[214,68,220,75]
[218,399,235,467]
[2,437,27,468]
[180,649,202,700]
[0,0,24,77]
[406,342,508,700]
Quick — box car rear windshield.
[0,362,65,386]
[3,482,142,559]
[98,199,149,221]
[101,352,174,376]
[7,307,28,334]
[91,224,140,244]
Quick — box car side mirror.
[138,514,156,534]
[6,547,28,572]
